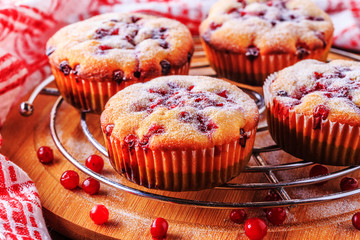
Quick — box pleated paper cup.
[264,74,360,166]
[103,128,256,191]
[201,38,331,86]
[51,62,191,114]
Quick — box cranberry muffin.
[264,59,360,166]
[47,13,194,113]
[101,76,259,191]
[200,0,334,86]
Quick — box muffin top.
[266,59,360,126]
[199,0,333,56]
[46,13,194,82]
[101,76,259,150]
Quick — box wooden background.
[2,39,360,239]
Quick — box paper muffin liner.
[201,38,331,86]
[264,74,360,166]
[103,128,256,191]
[51,62,190,114]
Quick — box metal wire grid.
[19,48,360,208]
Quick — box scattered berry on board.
[340,177,358,191]
[60,170,79,190]
[37,146,54,164]
[244,217,267,240]
[90,204,109,225]
[85,155,104,173]
[82,177,100,195]
[266,207,287,225]
[230,209,247,224]
[151,217,168,239]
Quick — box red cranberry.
[353,212,360,230]
[90,205,109,225]
[265,189,281,201]
[179,111,192,123]
[150,217,168,239]
[99,45,112,51]
[335,86,351,99]
[313,105,330,120]
[82,177,100,195]
[227,8,239,14]
[85,155,104,173]
[209,22,222,30]
[239,128,247,147]
[159,41,169,49]
[309,164,329,185]
[124,134,138,151]
[313,105,330,129]
[340,177,358,191]
[105,124,114,137]
[60,170,79,190]
[307,16,324,21]
[257,11,265,17]
[276,90,288,97]
[187,53,192,63]
[37,146,54,164]
[125,35,136,46]
[134,71,141,78]
[315,81,327,91]
[139,125,165,149]
[131,16,141,23]
[113,70,125,84]
[266,207,287,225]
[196,115,218,133]
[95,28,109,38]
[94,28,118,38]
[245,46,259,61]
[296,47,310,59]
[160,60,171,75]
[230,209,247,224]
[151,29,166,40]
[244,218,267,240]
[315,31,326,48]
[314,72,323,79]
[59,61,71,75]
[217,90,228,98]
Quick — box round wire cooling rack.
[19,48,360,209]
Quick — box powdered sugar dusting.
[101,75,259,149]
[47,12,194,80]
[269,59,360,125]
[200,0,333,53]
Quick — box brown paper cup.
[103,128,256,191]
[264,74,360,166]
[51,62,190,114]
[201,38,331,86]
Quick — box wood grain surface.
[2,39,360,239]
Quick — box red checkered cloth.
[0,154,50,239]
[0,0,359,238]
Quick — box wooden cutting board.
[2,39,360,239]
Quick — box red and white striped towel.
[0,0,359,238]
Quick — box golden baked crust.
[47,13,194,82]
[101,76,259,150]
[199,0,333,55]
[267,59,360,126]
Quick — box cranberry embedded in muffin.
[47,13,194,113]
[101,75,259,191]
[264,59,360,165]
[200,0,334,86]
